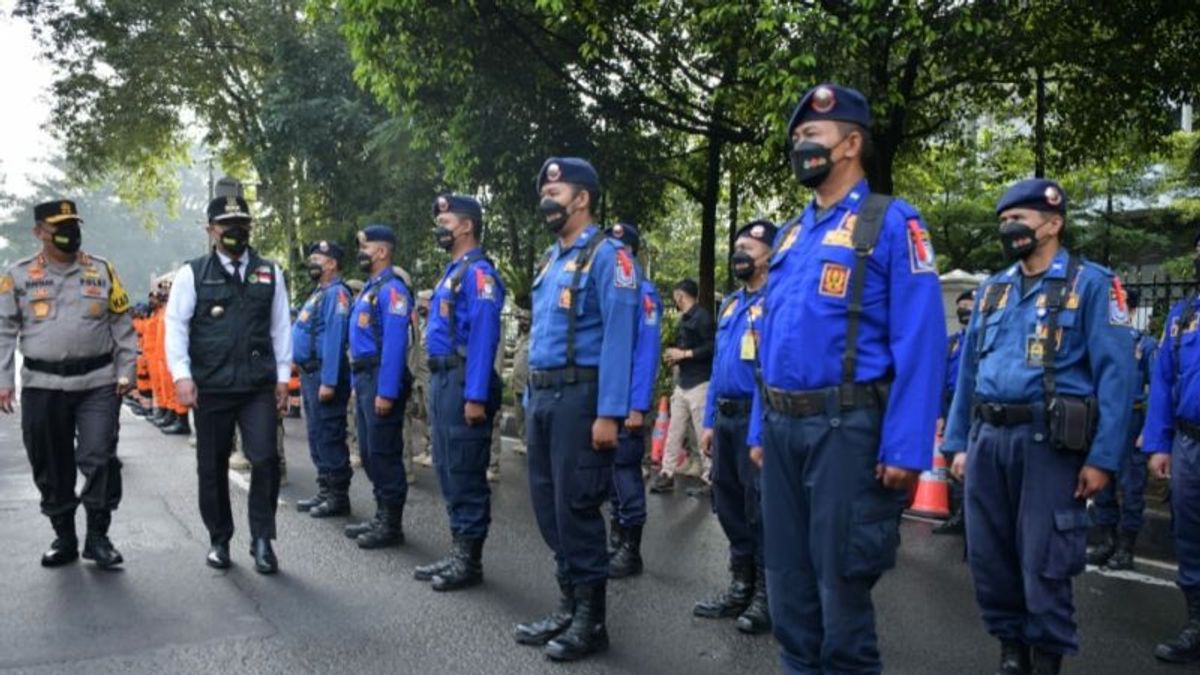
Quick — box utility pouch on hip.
[1047,396,1096,455]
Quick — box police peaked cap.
[787,84,873,138]
[996,179,1067,215]
[358,224,396,245]
[432,194,484,226]
[605,222,641,255]
[734,219,777,247]
[34,199,83,225]
[306,240,345,260]
[536,157,601,195]
[207,195,252,223]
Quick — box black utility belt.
[717,397,753,417]
[764,381,888,418]
[974,397,1097,456]
[529,367,598,389]
[1133,401,1148,413]
[1178,419,1200,443]
[350,356,379,373]
[428,354,463,373]
[25,353,113,377]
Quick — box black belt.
[428,355,463,372]
[1133,401,1148,412]
[717,397,753,417]
[974,401,1038,427]
[530,367,598,389]
[298,360,320,374]
[764,381,887,418]
[350,356,379,373]
[1179,419,1200,443]
[25,354,113,377]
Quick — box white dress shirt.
[165,250,293,384]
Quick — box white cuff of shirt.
[277,365,291,383]
[170,361,192,383]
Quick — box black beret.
[605,222,640,255]
[537,157,601,195]
[358,225,395,245]
[433,193,484,225]
[734,219,777,247]
[956,289,976,304]
[306,240,344,260]
[207,195,252,223]
[996,179,1067,215]
[34,199,83,225]
[787,84,872,139]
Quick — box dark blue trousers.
[609,427,647,528]
[526,379,613,585]
[299,371,352,487]
[1090,410,1147,532]
[761,405,907,675]
[965,419,1088,655]
[352,367,407,507]
[430,364,497,540]
[711,409,761,564]
[1169,434,1200,591]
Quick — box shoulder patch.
[614,247,637,289]
[1109,276,1131,326]
[722,297,740,320]
[642,293,658,325]
[906,218,936,274]
[474,267,497,301]
[336,289,350,315]
[819,262,850,298]
[105,261,131,314]
[0,274,12,294]
[387,287,408,316]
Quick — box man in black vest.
[164,195,293,574]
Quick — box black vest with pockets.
[188,251,277,393]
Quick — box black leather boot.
[1086,525,1117,566]
[414,550,456,581]
[609,524,643,579]
[995,639,1030,674]
[251,538,278,574]
[309,483,350,518]
[545,583,609,661]
[153,410,177,429]
[81,510,123,569]
[736,567,771,634]
[515,573,574,646]
[344,501,383,539]
[932,506,965,535]
[297,478,329,512]
[432,537,484,591]
[40,513,78,568]
[694,558,755,618]
[608,521,624,554]
[1030,648,1061,675]
[160,413,190,435]
[1104,529,1138,571]
[356,502,404,549]
[1155,588,1200,663]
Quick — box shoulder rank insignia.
[722,298,740,320]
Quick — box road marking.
[228,469,288,507]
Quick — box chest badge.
[819,262,850,298]
[210,305,225,318]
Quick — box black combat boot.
[41,513,78,568]
[344,500,383,539]
[608,521,624,554]
[1104,529,1138,571]
[995,639,1030,675]
[1030,648,1061,675]
[309,482,350,518]
[932,506,965,535]
[148,408,167,426]
[356,502,404,549]
[1086,525,1117,566]
[81,509,123,569]
[736,567,771,634]
[431,537,484,591]
[694,557,755,618]
[160,413,190,435]
[297,477,329,513]
[544,583,609,661]
[609,524,643,579]
[414,549,456,582]
[515,573,575,646]
[1155,588,1200,663]
[153,410,177,429]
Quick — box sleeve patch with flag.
[1109,276,1131,326]
[906,219,936,274]
[475,267,496,301]
[388,287,408,316]
[614,248,636,289]
[336,289,350,315]
[643,293,658,325]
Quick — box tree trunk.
[699,131,723,315]
[1035,68,1047,178]
[726,161,739,294]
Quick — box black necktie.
[231,259,242,286]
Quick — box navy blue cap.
[34,199,83,225]
[306,239,344,260]
[605,222,640,255]
[433,193,483,225]
[536,157,601,195]
[734,219,777,247]
[787,84,872,138]
[207,195,251,223]
[358,225,396,245]
[956,288,975,304]
[996,179,1067,215]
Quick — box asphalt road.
[0,407,1191,675]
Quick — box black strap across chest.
[1039,256,1082,406]
[840,194,893,406]
[443,250,489,356]
[566,235,607,368]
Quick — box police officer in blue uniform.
[292,240,354,519]
[413,194,505,592]
[603,222,660,579]
[696,220,775,636]
[343,225,412,549]
[934,288,976,536]
[513,157,640,662]
[1143,235,1200,664]
[1087,289,1155,569]
[944,179,1134,675]
[747,84,946,675]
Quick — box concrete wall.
[940,269,989,336]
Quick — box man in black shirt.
[651,279,714,493]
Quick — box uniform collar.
[369,267,393,285]
[807,178,870,223]
[561,225,599,253]
[453,247,483,265]
[1001,248,1071,282]
[319,275,341,289]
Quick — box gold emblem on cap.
[1044,186,1062,206]
[546,163,562,182]
[211,305,225,318]
[812,86,836,114]
[60,202,72,215]
[437,196,450,212]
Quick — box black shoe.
[609,524,643,579]
[1155,589,1200,663]
[1030,648,1061,675]
[608,522,624,555]
[146,408,166,425]
[932,508,965,535]
[545,583,609,661]
[1086,525,1117,566]
[414,553,457,582]
[82,534,124,569]
[160,416,190,435]
[996,639,1030,675]
[736,568,771,635]
[153,410,177,429]
[694,559,755,618]
[298,478,330,513]
[686,483,712,498]
[648,474,674,494]
[344,500,383,538]
[431,537,484,592]
[206,543,231,569]
[310,492,350,518]
[1103,529,1138,571]
[40,537,79,567]
[251,538,278,574]
[356,503,404,549]
[516,574,575,646]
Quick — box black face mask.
[730,250,758,281]
[956,308,972,326]
[435,225,456,251]
[306,263,324,281]
[538,197,570,234]
[50,221,82,254]
[219,225,250,256]
[999,221,1038,262]
[356,251,374,273]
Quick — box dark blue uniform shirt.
[348,269,411,401]
[629,279,661,413]
[291,277,351,387]
[426,248,506,403]
[704,288,763,429]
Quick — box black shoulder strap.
[1176,292,1199,381]
[840,194,893,406]
[445,251,489,357]
[1041,255,1082,406]
[566,234,607,371]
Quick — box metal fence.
[1117,267,1196,334]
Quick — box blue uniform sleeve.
[463,263,504,403]
[704,366,718,429]
[1080,272,1135,472]
[629,286,661,413]
[319,285,350,387]
[942,296,983,453]
[1144,305,1180,454]
[881,210,946,470]
[376,282,411,401]
[593,243,640,419]
[748,383,763,447]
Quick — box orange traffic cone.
[650,396,670,465]
[907,451,951,519]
